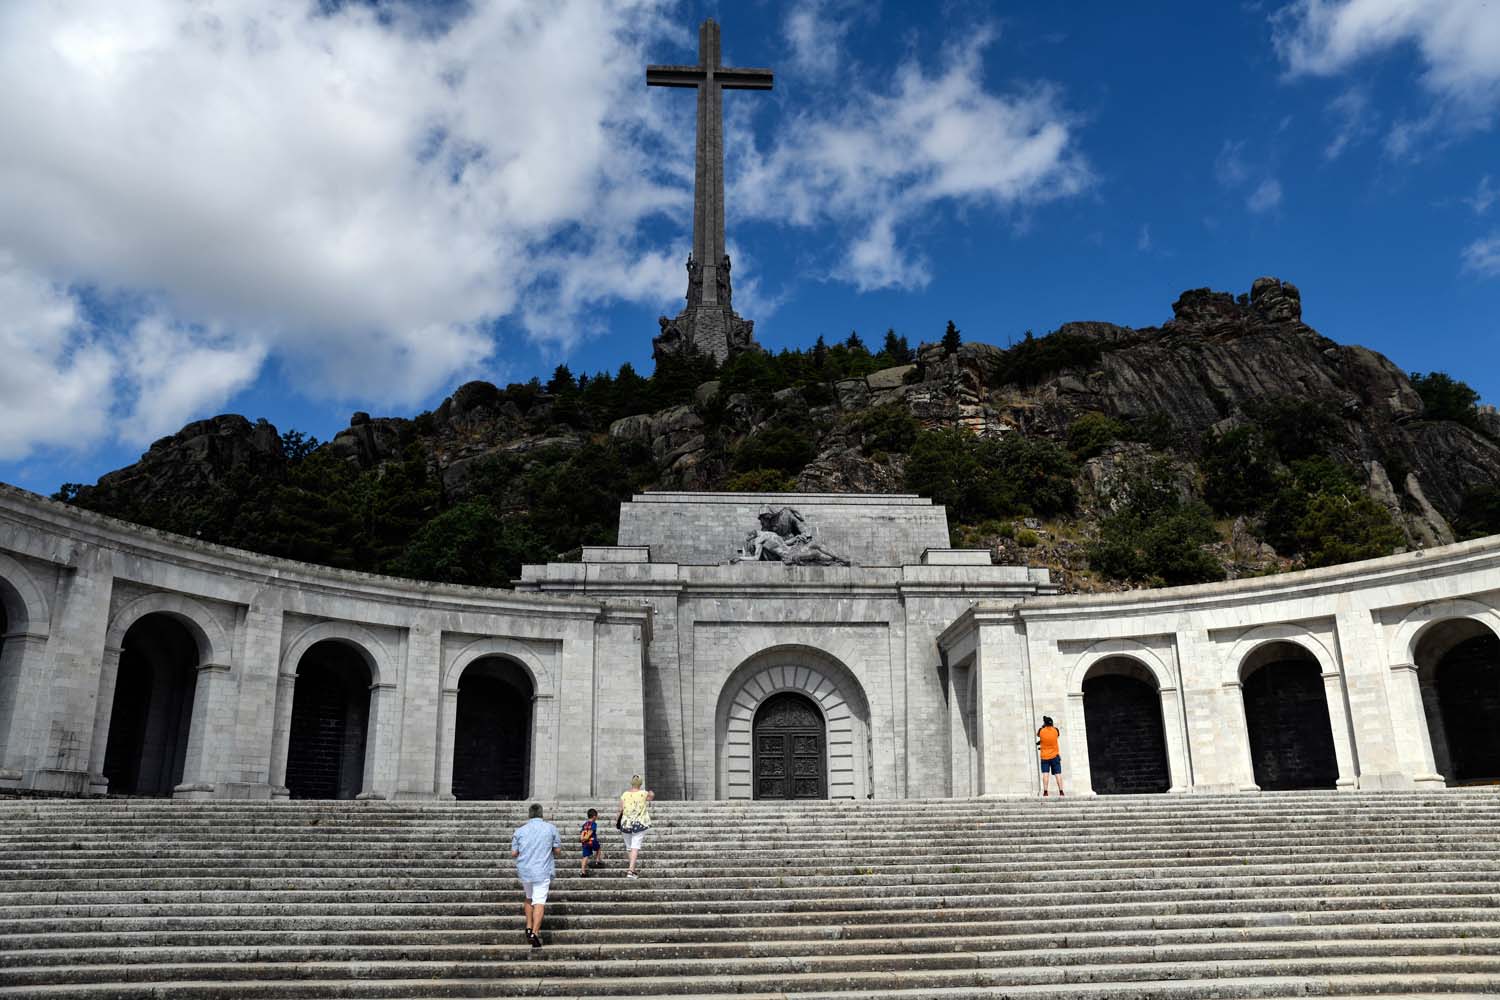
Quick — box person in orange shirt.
[1037,716,1064,797]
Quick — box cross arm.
[718,68,774,91]
[646,65,707,88]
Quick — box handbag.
[614,810,623,832]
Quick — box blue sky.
[1,0,1497,494]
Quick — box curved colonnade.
[1,482,1498,800]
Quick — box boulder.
[866,365,916,391]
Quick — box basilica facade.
[0,483,1496,801]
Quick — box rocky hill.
[58,278,1500,592]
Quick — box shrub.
[992,331,1104,388]
[853,404,919,454]
[724,469,797,493]
[1262,458,1403,566]
[1456,486,1500,540]
[1200,426,1277,515]
[733,425,816,474]
[905,428,1076,524]
[1015,528,1041,547]
[1087,460,1224,586]
[1067,411,1125,459]
[1247,396,1340,461]
[1410,371,1485,433]
[388,499,550,587]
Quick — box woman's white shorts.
[623,829,648,852]
[521,879,550,904]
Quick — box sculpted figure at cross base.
[732,506,849,566]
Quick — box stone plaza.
[1,481,1497,802]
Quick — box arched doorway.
[102,614,199,796]
[1416,619,1500,785]
[753,692,826,800]
[1082,658,1170,794]
[1240,642,1338,791]
[286,640,372,800]
[451,657,533,800]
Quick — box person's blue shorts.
[582,841,601,858]
[1040,756,1062,775]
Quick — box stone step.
[1,955,1499,998]
[10,852,1496,884]
[7,915,1497,956]
[7,854,1496,892]
[9,922,1500,970]
[5,894,1488,934]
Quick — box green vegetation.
[992,330,1104,388]
[1456,486,1500,540]
[1087,460,1224,586]
[733,425,816,474]
[1261,458,1403,568]
[1200,426,1277,516]
[852,404,920,454]
[1066,411,1125,460]
[904,428,1076,524]
[1411,371,1487,434]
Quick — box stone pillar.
[33,549,114,795]
[1174,627,1242,793]
[974,614,1037,797]
[175,663,233,799]
[1158,684,1191,792]
[1064,690,1092,795]
[395,623,441,799]
[1320,669,1358,789]
[267,671,298,798]
[1224,679,1261,791]
[946,661,976,798]
[553,626,596,798]
[0,624,50,785]
[357,682,400,800]
[1333,610,1412,788]
[531,692,560,799]
[223,602,285,798]
[592,613,649,799]
[84,645,122,794]
[1417,674,1453,782]
[1387,661,1446,786]
[434,686,459,800]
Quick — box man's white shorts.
[623,829,648,852]
[521,879,550,904]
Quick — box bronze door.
[753,692,826,800]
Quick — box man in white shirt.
[510,803,562,948]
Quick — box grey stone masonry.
[648,18,768,364]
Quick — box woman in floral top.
[618,774,655,879]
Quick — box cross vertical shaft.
[648,18,772,315]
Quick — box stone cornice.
[0,483,616,622]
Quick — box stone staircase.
[2,791,1499,998]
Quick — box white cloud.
[1461,233,1500,277]
[1215,140,1252,188]
[0,3,1094,459]
[733,30,1091,291]
[0,0,685,417]
[1247,177,1285,213]
[1137,224,1152,252]
[1323,87,1375,159]
[0,255,114,460]
[1272,0,1500,153]
[784,0,859,79]
[1466,174,1497,214]
[117,316,267,447]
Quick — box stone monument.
[647,18,768,365]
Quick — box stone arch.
[106,591,231,668]
[1236,638,1340,791]
[1077,655,1172,795]
[443,636,553,695]
[1409,613,1500,785]
[0,553,50,772]
[1390,598,1500,668]
[102,612,202,796]
[436,636,557,801]
[279,623,391,800]
[0,552,48,635]
[1064,639,1189,794]
[715,645,872,801]
[1225,624,1339,687]
[280,621,391,687]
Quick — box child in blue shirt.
[579,808,605,876]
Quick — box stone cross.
[647,19,772,309]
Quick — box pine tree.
[845,330,866,353]
[546,364,576,395]
[812,335,828,368]
[942,320,961,356]
[882,328,912,364]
